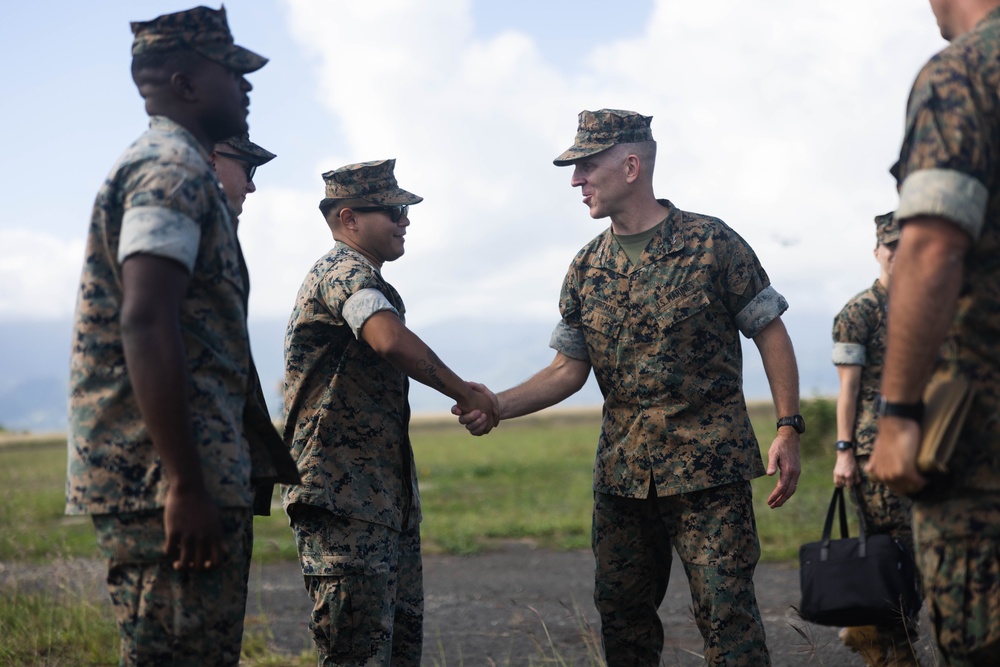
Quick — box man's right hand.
[453,382,499,436]
[163,485,224,571]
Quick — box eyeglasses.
[352,205,409,223]
[216,151,257,181]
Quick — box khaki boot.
[839,626,887,666]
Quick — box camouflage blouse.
[894,6,1000,496]
[66,116,251,515]
[831,280,887,456]
[551,200,786,498]
[281,242,420,530]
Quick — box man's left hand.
[866,417,926,495]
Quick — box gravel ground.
[251,541,936,666]
[3,544,937,666]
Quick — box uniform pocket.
[651,282,712,332]
[305,555,363,658]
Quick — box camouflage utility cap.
[320,159,423,209]
[875,211,899,245]
[221,134,275,166]
[553,108,654,166]
[131,5,267,74]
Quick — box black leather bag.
[798,486,921,626]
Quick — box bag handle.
[849,483,868,558]
[820,487,854,559]
[820,486,869,560]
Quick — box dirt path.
[3,543,935,666]
[247,541,937,666]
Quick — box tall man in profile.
[66,7,270,665]
[458,109,802,666]
[867,1,1000,665]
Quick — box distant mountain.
[0,311,838,433]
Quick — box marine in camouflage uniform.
[832,213,920,666]
[64,7,285,666]
[210,133,302,601]
[457,109,803,667]
[867,3,1000,665]
[282,160,496,666]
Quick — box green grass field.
[1,399,840,564]
[0,399,842,665]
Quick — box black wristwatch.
[875,396,924,422]
[776,414,806,434]
[835,440,854,452]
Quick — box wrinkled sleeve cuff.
[832,342,866,366]
[736,285,788,338]
[896,168,987,240]
[118,206,200,272]
[343,288,398,339]
[549,320,589,361]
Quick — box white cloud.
[256,0,947,329]
[0,230,84,319]
[0,0,950,331]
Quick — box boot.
[839,626,887,666]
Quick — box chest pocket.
[581,306,622,340]
[580,306,623,381]
[651,282,713,332]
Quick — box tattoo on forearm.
[416,351,447,390]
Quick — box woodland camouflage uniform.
[282,159,424,666]
[832,212,920,662]
[891,6,1000,665]
[550,109,788,666]
[66,7,279,665]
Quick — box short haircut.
[319,198,371,222]
[319,199,339,219]
[618,140,656,165]
[130,49,204,85]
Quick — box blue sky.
[0,1,946,362]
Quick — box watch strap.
[835,440,854,451]
[776,414,806,434]
[876,396,925,422]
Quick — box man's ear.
[623,154,641,184]
[169,70,198,102]
[339,208,359,231]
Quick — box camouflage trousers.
[847,455,921,658]
[288,503,423,667]
[92,507,253,667]
[914,493,1000,666]
[593,480,768,667]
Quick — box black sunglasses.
[352,205,409,223]
[216,151,257,181]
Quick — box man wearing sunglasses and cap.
[211,133,275,221]
[210,132,302,602]
[281,159,499,665]
[66,6,273,665]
